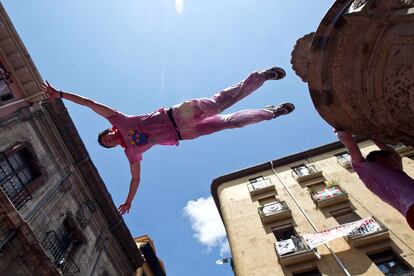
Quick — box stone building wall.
[0,2,143,275]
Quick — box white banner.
[302,217,380,249]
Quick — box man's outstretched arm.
[41,81,116,118]
[118,162,141,215]
[335,129,365,163]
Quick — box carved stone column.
[291,0,414,145]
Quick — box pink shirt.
[352,161,414,216]
[106,109,179,164]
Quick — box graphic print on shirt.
[127,129,150,147]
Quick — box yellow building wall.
[218,142,414,276]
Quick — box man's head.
[366,150,394,167]
[98,128,118,148]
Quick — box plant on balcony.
[308,180,338,193]
[308,180,347,205]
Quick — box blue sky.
[3,1,335,275]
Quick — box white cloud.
[183,196,230,256]
[175,0,184,14]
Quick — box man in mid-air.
[42,67,295,215]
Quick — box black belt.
[166,108,182,140]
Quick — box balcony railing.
[347,217,389,248]
[274,235,317,266]
[291,164,323,183]
[0,156,32,210]
[311,185,348,208]
[390,144,414,156]
[247,178,275,196]
[42,231,80,275]
[258,201,291,223]
[336,154,352,169]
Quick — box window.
[258,195,277,206]
[330,207,361,224]
[335,152,351,166]
[368,250,412,275]
[292,164,312,177]
[272,224,296,241]
[293,268,322,276]
[292,164,319,177]
[58,216,84,253]
[273,224,310,257]
[308,182,326,193]
[389,144,405,150]
[0,65,13,102]
[42,215,83,274]
[0,147,41,209]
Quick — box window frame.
[368,249,413,275]
[329,207,361,225]
[0,62,14,103]
[2,144,44,193]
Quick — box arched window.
[0,145,42,209]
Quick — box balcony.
[336,153,352,169]
[291,164,323,183]
[258,201,291,224]
[390,144,414,156]
[311,185,348,208]
[247,177,275,196]
[42,231,80,275]
[347,217,389,248]
[274,235,317,266]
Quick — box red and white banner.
[302,217,381,249]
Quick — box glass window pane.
[368,250,412,275]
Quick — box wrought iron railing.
[0,154,32,210]
[291,164,320,178]
[274,235,311,257]
[247,177,272,192]
[42,231,80,275]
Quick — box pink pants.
[172,72,274,140]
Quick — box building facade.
[135,235,167,276]
[212,141,414,275]
[0,3,144,275]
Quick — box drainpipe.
[270,162,351,276]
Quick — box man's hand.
[118,201,131,215]
[334,129,355,145]
[41,81,60,102]
[334,128,365,163]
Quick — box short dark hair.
[366,150,392,162]
[97,128,115,148]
